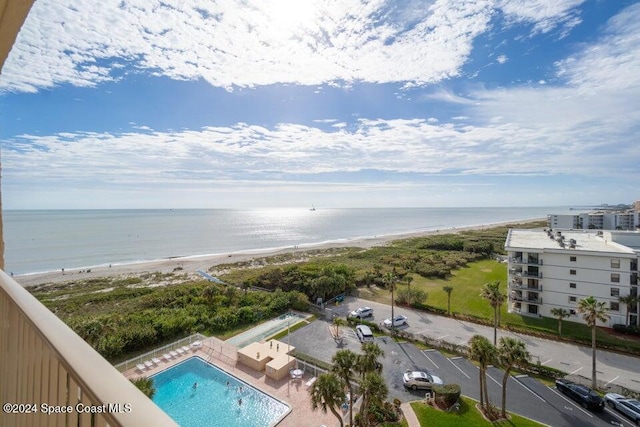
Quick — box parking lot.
[286,317,637,427]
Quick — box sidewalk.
[401,402,421,427]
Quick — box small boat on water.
[310,205,316,211]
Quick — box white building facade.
[505,229,640,327]
[548,212,639,230]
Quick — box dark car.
[555,379,604,411]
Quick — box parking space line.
[513,377,546,402]
[448,357,471,379]
[437,335,449,340]
[605,407,636,427]
[484,369,502,387]
[604,376,620,387]
[420,350,439,369]
[569,367,583,375]
[541,359,552,365]
[549,387,593,418]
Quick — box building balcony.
[509,282,543,292]
[509,270,542,279]
[509,257,543,266]
[0,270,178,427]
[509,294,543,305]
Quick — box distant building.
[504,229,640,327]
[548,211,639,230]
[634,200,640,212]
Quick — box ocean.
[3,207,573,275]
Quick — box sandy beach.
[14,218,544,288]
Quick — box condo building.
[505,229,640,327]
[548,211,639,230]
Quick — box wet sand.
[14,218,543,288]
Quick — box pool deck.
[125,337,340,427]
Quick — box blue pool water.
[152,357,289,426]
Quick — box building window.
[611,288,620,297]
[568,296,577,303]
[570,256,577,262]
[610,302,620,311]
[611,259,620,269]
[569,309,577,315]
[569,283,576,288]
[611,273,620,283]
[570,269,576,275]
[528,305,538,314]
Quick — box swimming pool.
[152,357,290,426]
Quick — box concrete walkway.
[401,402,421,427]
[334,297,640,394]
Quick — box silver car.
[383,315,408,328]
[402,370,443,390]
[604,393,640,425]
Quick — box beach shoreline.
[14,218,545,288]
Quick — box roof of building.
[505,229,639,254]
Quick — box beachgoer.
[192,382,198,390]
[238,398,242,406]
[276,343,279,351]
[270,341,273,349]
[226,380,230,387]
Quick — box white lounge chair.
[305,377,317,388]
[191,341,202,351]
[144,360,154,369]
[176,348,185,355]
[136,363,146,372]
[181,346,190,353]
[152,357,161,365]
[162,353,172,361]
[170,350,179,358]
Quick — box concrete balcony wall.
[0,271,178,427]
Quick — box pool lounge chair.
[136,363,147,372]
[170,350,179,358]
[144,360,154,369]
[191,341,202,351]
[176,348,185,355]
[181,346,190,353]
[162,353,172,362]
[152,357,161,365]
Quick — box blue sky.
[1,0,639,209]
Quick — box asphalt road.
[328,297,640,393]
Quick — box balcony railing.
[0,270,178,427]
[509,282,543,292]
[509,270,543,279]
[509,294,542,305]
[509,258,543,265]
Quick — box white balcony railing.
[0,270,178,427]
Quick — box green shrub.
[432,384,461,408]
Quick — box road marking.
[604,376,619,387]
[437,335,449,340]
[513,377,546,402]
[605,407,635,427]
[570,367,583,375]
[541,359,552,365]
[484,370,502,388]
[550,387,593,418]
[420,351,439,369]
[447,358,471,379]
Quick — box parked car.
[604,393,640,424]
[383,315,408,328]
[403,370,444,390]
[355,325,374,343]
[555,379,604,411]
[349,307,373,319]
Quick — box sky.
[1,0,639,209]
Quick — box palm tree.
[497,337,530,418]
[357,342,384,378]
[130,377,156,399]
[384,271,398,332]
[481,281,505,345]
[443,285,453,316]
[550,307,570,336]
[332,316,345,339]
[405,275,414,305]
[331,349,358,427]
[577,296,610,389]
[468,334,496,410]
[310,373,346,427]
[619,294,639,326]
[359,372,388,426]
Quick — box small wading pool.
[152,357,290,427]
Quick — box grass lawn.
[410,396,545,427]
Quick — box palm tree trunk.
[493,307,498,345]
[348,385,353,427]
[447,296,451,316]
[558,318,562,337]
[501,370,509,418]
[391,287,395,333]
[483,367,491,409]
[478,367,484,408]
[591,326,597,389]
[329,406,344,427]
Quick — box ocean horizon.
[3,207,573,276]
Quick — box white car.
[349,307,373,319]
[383,315,408,328]
[403,370,444,390]
[604,393,640,424]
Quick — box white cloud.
[497,0,585,35]
[496,55,508,64]
[0,0,509,92]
